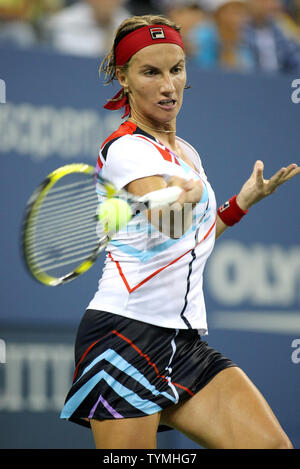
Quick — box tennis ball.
[98,198,132,234]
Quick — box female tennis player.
[60,15,299,449]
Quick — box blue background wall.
[0,46,299,449]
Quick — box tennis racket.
[21,163,182,286]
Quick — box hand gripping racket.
[21,163,182,286]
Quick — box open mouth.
[158,99,176,108]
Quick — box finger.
[174,190,188,207]
[254,160,265,188]
[183,179,195,191]
[266,163,300,193]
[176,193,187,206]
[266,167,287,192]
[286,163,298,171]
[280,165,300,184]
[280,164,300,182]
[271,164,298,186]
[274,164,299,180]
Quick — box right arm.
[126,175,203,239]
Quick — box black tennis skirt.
[60,309,236,431]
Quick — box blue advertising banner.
[0,46,299,449]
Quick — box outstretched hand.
[236,160,300,211]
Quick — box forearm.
[215,214,229,240]
[215,160,300,239]
[127,175,203,239]
[215,195,248,240]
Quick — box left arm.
[216,160,300,239]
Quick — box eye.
[172,66,183,74]
[144,69,158,76]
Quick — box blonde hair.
[99,15,181,86]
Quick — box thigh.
[90,413,160,449]
[160,367,293,449]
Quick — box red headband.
[115,24,184,66]
[104,25,185,118]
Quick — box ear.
[116,67,128,89]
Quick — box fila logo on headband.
[149,27,165,40]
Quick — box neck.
[129,116,175,133]
[128,115,177,147]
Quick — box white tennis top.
[87,121,216,334]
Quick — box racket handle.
[142,186,183,209]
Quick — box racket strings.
[36,184,95,210]
[33,254,93,273]
[26,173,100,276]
[38,188,96,212]
[29,208,96,237]
[46,179,94,194]
[28,231,98,259]
[36,195,97,220]
[27,224,97,253]
[33,246,98,271]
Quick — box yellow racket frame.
[23,163,99,286]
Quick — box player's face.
[118,43,186,126]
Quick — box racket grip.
[143,186,183,209]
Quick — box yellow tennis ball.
[98,198,132,233]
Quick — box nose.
[160,72,176,94]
